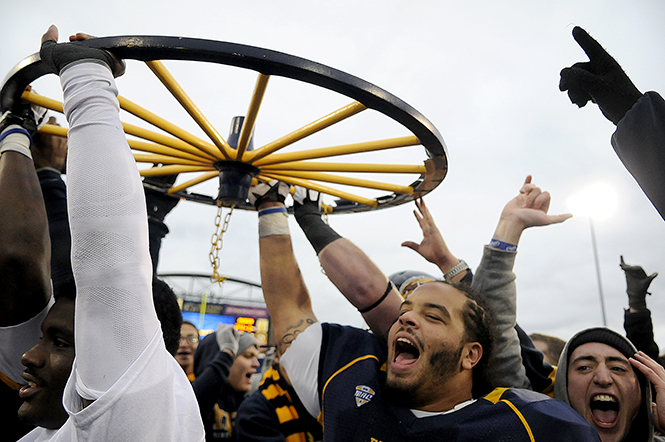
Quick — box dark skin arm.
[0,149,51,326]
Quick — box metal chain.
[209,203,234,285]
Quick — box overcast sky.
[3,1,665,347]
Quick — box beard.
[430,342,464,379]
[386,342,464,408]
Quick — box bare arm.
[258,201,317,355]
[293,187,401,339]
[318,238,402,339]
[0,118,51,327]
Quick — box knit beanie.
[566,327,637,361]
[237,332,259,357]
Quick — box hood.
[553,327,653,442]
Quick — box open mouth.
[590,394,620,428]
[393,335,421,367]
[19,374,42,399]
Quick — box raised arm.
[620,256,660,360]
[0,110,51,327]
[40,26,159,397]
[32,116,72,286]
[472,176,571,390]
[253,182,317,355]
[293,187,401,339]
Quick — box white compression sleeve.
[61,62,159,398]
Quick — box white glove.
[248,180,290,209]
[216,323,240,356]
[293,186,322,210]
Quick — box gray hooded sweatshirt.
[553,327,662,442]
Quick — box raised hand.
[32,116,67,173]
[630,351,665,433]
[493,176,572,245]
[401,198,458,272]
[620,256,658,311]
[559,26,642,124]
[40,25,125,77]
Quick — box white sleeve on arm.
[280,322,322,418]
[0,296,54,385]
[61,62,159,399]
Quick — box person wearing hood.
[554,327,665,442]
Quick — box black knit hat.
[567,327,637,361]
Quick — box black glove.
[248,180,289,210]
[144,171,180,223]
[559,26,643,125]
[40,39,125,77]
[0,104,39,140]
[293,186,322,218]
[620,255,658,311]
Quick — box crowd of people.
[0,24,664,441]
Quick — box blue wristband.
[0,127,32,149]
[490,239,517,252]
[258,206,287,217]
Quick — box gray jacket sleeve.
[471,245,531,389]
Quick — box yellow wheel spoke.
[253,135,419,166]
[246,101,366,163]
[236,74,269,161]
[38,123,67,137]
[263,170,413,195]
[118,95,223,160]
[146,60,235,159]
[22,90,63,113]
[133,153,212,166]
[128,139,217,163]
[122,121,219,161]
[140,164,215,177]
[260,172,377,208]
[167,171,220,195]
[261,161,426,174]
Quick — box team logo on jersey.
[355,385,375,407]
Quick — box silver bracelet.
[444,259,469,281]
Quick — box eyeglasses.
[180,335,199,344]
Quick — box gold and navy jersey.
[317,323,599,442]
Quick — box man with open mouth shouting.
[554,328,665,442]
[254,180,600,441]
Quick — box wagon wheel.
[1,36,448,213]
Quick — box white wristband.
[258,211,290,238]
[0,126,32,160]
